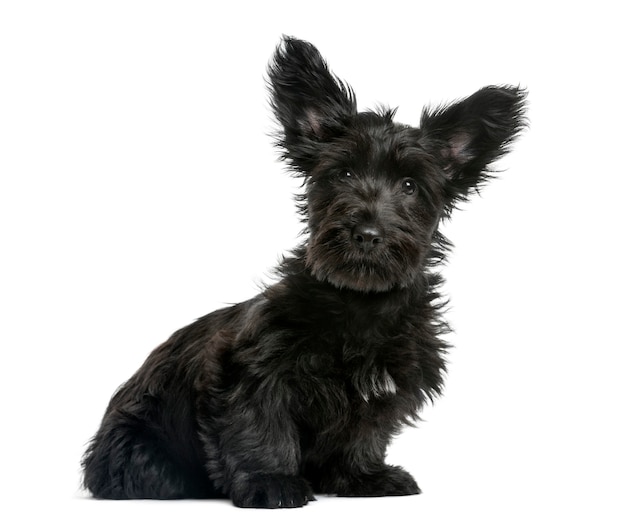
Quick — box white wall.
[1,1,624,521]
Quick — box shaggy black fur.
[82,36,526,508]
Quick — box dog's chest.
[293,337,415,447]
[351,364,398,402]
[296,335,406,405]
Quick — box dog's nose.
[352,224,384,252]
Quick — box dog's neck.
[269,247,438,322]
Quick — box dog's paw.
[336,465,421,497]
[230,474,315,509]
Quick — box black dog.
[82,37,526,508]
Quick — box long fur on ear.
[267,36,357,173]
[420,86,527,202]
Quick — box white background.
[1,1,625,521]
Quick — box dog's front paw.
[337,465,421,497]
[230,474,315,508]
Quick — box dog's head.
[268,37,526,293]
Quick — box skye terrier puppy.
[82,36,526,508]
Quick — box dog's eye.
[401,178,417,195]
[337,171,353,182]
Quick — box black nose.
[352,224,384,251]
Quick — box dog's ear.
[268,37,357,172]
[420,86,527,202]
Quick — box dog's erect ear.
[268,37,357,172]
[420,86,527,202]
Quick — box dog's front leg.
[312,423,421,498]
[211,375,315,508]
[332,463,421,497]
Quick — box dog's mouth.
[305,227,422,293]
